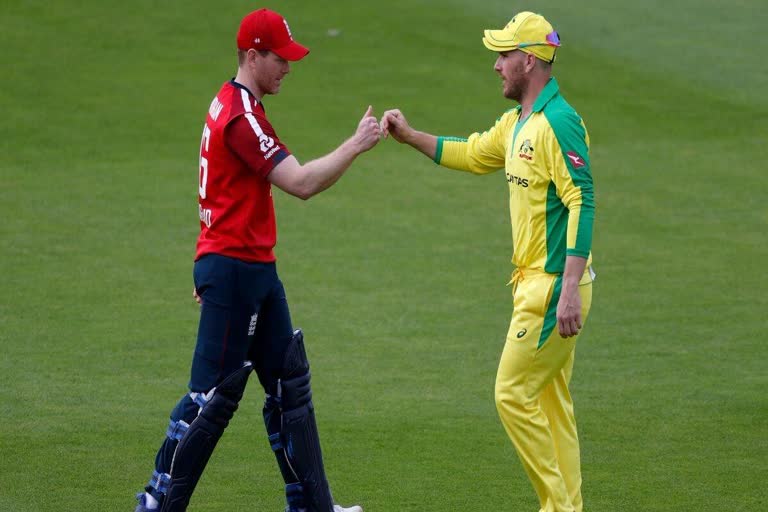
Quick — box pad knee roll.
[279,329,313,412]
[282,329,310,378]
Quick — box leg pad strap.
[166,420,190,441]
[149,470,171,494]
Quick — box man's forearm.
[300,139,362,197]
[404,130,438,160]
[562,255,588,293]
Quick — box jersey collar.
[229,79,260,104]
[532,77,560,113]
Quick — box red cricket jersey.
[195,81,290,262]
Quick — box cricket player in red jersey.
[134,8,380,512]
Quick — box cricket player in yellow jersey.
[381,11,595,512]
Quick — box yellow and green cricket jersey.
[435,78,594,273]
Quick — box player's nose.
[493,55,503,72]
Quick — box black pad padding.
[160,363,252,512]
[281,401,334,512]
[281,371,312,409]
[277,331,335,512]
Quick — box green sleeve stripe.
[574,190,594,255]
[573,194,595,257]
[538,274,563,349]
[544,104,594,255]
[434,136,444,164]
[544,182,567,273]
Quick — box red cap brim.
[272,41,310,61]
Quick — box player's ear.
[246,48,263,67]
[526,53,537,72]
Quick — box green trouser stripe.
[538,275,563,349]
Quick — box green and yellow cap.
[482,11,561,63]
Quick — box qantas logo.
[506,172,529,188]
[566,151,586,168]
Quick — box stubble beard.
[502,64,527,102]
[258,76,281,96]
[503,78,524,102]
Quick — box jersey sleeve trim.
[434,136,445,164]
[434,136,468,164]
[566,247,591,258]
[269,149,290,171]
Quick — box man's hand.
[351,105,382,153]
[193,287,202,305]
[557,255,588,338]
[381,109,413,144]
[556,285,582,338]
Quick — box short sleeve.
[225,114,291,178]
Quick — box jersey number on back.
[199,124,211,199]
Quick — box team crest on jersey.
[518,139,534,161]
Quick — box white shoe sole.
[334,506,363,512]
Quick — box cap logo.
[254,38,261,44]
[283,19,293,39]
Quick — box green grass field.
[2,1,766,510]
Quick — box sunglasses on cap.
[516,31,561,49]
[514,31,560,63]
